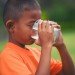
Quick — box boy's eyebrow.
[29,20,36,23]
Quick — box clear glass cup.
[31,19,60,43]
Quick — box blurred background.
[0,0,75,64]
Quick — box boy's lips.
[30,38,35,42]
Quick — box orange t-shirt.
[0,42,62,75]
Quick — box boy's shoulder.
[0,44,20,61]
[0,42,24,61]
[27,46,41,54]
[0,42,41,60]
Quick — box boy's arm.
[35,21,74,75]
[0,52,32,75]
[35,45,52,75]
[56,43,74,75]
[35,21,54,75]
[54,31,74,75]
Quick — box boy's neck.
[9,36,25,48]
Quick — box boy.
[0,0,74,75]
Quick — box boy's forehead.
[21,10,42,21]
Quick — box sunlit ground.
[0,31,75,64]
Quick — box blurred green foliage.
[39,0,75,21]
[38,0,75,31]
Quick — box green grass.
[0,40,8,52]
[0,32,75,64]
[54,32,75,64]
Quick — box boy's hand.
[35,21,54,75]
[37,21,54,48]
[47,21,64,48]
[35,21,62,47]
[54,31,64,48]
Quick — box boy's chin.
[28,42,34,45]
[26,39,35,45]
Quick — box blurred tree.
[0,0,7,20]
[39,0,75,22]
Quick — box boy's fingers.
[46,21,51,32]
[53,25,61,29]
[41,21,47,30]
[48,21,58,25]
[48,21,61,30]
[51,25,54,33]
[38,21,42,32]
[46,21,54,33]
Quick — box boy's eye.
[28,24,33,28]
[27,20,36,28]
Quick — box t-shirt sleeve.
[0,53,32,75]
[28,47,62,75]
[50,58,62,75]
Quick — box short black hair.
[3,0,40,25]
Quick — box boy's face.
[10,9,41,45]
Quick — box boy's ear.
[6,20,15,33]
